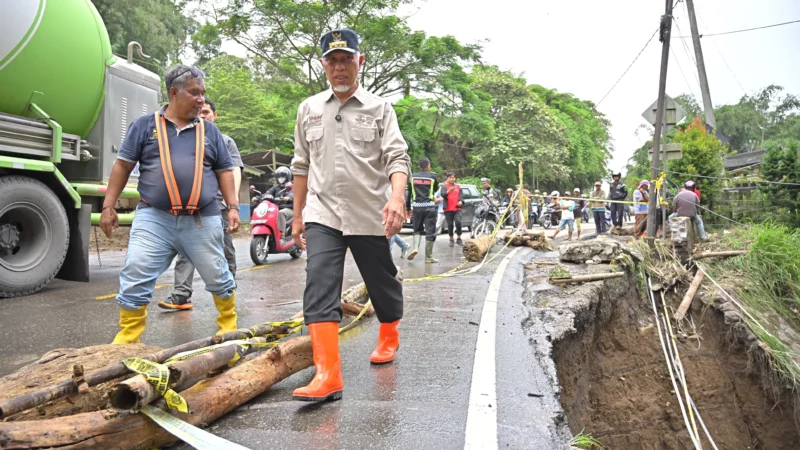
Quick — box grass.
[569,429,603,449]
[702,222,800,390]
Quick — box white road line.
[464,247,520,450]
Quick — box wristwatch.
[227,204,240,211]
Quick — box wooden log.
[674,270,705,321]
[692,250,747,260]
[0,323,294,420]
[0,337,314,450]
[549,272,624,285]
[463,235,494,262]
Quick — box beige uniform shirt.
[291,86,411,236]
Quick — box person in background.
[440,172,464,247]
[624,203,632,223]
[633,179,650,238]
[533,189,543,220]
[406,157,441,263]
[551,194,575,240]
[160,97,243,311]
[501,188,514,207]
[589,182,606,236]
[675,180,708,240]
[435,189,445,236]
[572,188,585,239]
[388,234,409,259]
[480,177,501,201]
[609,172,628,229]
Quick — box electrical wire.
[674,18,800,38]
[596,27,660,107]
[670,45,699,100]
[695,10,748,95]
[663,169,800,187]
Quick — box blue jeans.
[558,218,575,232]
[388,234,408,251]
[117,206,236,310]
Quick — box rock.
[558,236,623,263]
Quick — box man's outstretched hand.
[292,218,306,251]
[100,207,119,238]
[382,196,405,238]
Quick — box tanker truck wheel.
[0,176,70,297]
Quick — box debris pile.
[502,230,555,251]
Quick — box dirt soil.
[551,272,800,449]
[90,224,252,253]
[0,343,162,421]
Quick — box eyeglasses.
[167,66,205,87]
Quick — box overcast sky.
[403,0,800,172]
[217,0,800,174]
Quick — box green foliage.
[668,118,726,205]
[716,85,800,152]
[91,0,196,70]
[707,223,800,388]
[674,93,702,123]
[202,56,295,153]
[761,138,800,224]
[569,429,603,449]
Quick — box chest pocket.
[350,127,378,157]
[306,127,324,158]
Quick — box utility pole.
[686,0,716,129]
[647,0,673,239]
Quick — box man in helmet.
[609,172,628,229]
[480,177,500,201]
[159,96,243,311]
[266,166,295,236]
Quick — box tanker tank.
[0,0,114,138]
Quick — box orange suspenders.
[153,112,206,215]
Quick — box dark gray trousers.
[171,213,235,301]
[412,207,438,242]
[303,223,403,324]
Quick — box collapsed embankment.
[522,247,800,449]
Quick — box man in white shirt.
[551,195,576,241]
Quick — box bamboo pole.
[692,250,748,260]
[549,272,624,285]
[674,270,705,321]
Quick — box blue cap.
[320,29,359,56]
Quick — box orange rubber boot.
[370,320,400,365]
[293,322,344,402]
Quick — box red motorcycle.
[249,191,302,265]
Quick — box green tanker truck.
[1,0,159,297]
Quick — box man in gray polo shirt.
[100,65,241,344]
[160,97,244,310]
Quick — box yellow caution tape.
[121,358,188,413]
[339,299,373,334]
[141,405,251,450]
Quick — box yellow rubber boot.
[112,306,147,344]
[213,290,238,335]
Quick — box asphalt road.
[0,221,613,449]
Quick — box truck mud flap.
[57,204,92,282]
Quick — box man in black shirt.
[406,157,441,263]
[608,172,628,229]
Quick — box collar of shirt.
[159,104,200,134]
[323,84,370,105]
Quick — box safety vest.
[153,111,205,215]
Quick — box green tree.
[209,0,481,97]
[468,66,567,189]
[761,138,800,224]
[674,93,702,123]
[91,0,196,70]
[669,117,726,205]
[201,56,295,153]
[716,85,800,152]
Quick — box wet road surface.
[0,223,607,449]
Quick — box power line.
[674,18,800,38]
[695,11,748,96]
[596,27,659,107]
[670,45,699,100]
[664,169,800,186]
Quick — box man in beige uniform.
[290,29,411,402]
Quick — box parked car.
[403,183,482,233]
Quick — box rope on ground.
[646,275,704,450]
